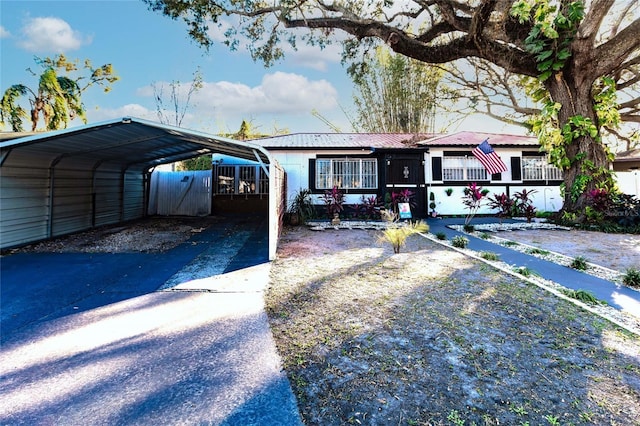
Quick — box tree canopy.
[145,0,640,219]
[1,54,119,132]
[350,46,443,133]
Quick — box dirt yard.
[7,218,640,425]
[266,226,640,426]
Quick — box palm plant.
[1,54,118,131]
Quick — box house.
[251,131,565,218]
[613,148,640,197]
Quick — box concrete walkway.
[0,216,303,426]
[426,217,640,318]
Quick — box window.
[442,156,488,181]
[214,164,269,194]
[522,156,563,181]
[315,158,378,189]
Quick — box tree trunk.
[546,73,611,218]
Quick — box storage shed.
[0,117,285,259]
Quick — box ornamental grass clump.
[451,235,469,248]
[623,268,640,288]
[378,210,429,254]
[570,256,589,271]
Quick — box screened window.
[214,164,269,194]
[442,156,488,181]
[315,158,378,189]
[522,157,563,181]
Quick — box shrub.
[463,224,475,233]
[358,195,381,220]
[322,186,344,218]
[288,188,315,225]
[570,256,588,271]
[435,231,446,240]
[513,188,538,222]
[479,232,491,240]
[481,251,500,261]
[451,235,469,248]
[623,268,640,288]
[462,182,485,225]
[487,192,514,222]
[526,247,550,255]
[378,211,429,253]
[514,266,537,277]
[560,289,605,306]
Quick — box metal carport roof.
[0,117,271,171]
[0,117,284,260]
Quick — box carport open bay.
[0,216,301,425]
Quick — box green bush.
[560,289,605,306]
[451,235,469,248]
[435,231,446,240]
[526,247,550,255]
[514,266,537,277]
[570,256,588,271]
[623,268,640,288]
[481,251,500,261]
[479,232,491,240]
[378,212,429,253]
[463,224,475,233]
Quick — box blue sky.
[1,0,523,135]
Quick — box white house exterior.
[252,131,565,218]
[420,132,564,216]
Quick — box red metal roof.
[418,131,539,147]
[252,133,436,149]
[252,131,539,150]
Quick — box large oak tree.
[145,0,639,218]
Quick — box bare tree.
[153,67,203,127]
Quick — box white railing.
[522,157,563,181]
[442,156,488,181]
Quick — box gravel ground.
[266,226,640,426]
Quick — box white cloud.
[18,17,90,53]
[138,71,338,120]
[0,26,10,38]
[89,104,157,123]
[285,41,342,72]
[192,72,338,115]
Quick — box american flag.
[472,139,508,175]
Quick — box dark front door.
[385,155,426,217]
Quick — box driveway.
[0,216,302,425]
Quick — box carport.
[0,117,285,259]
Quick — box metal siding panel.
[151,171,211,216]
[0,164,51,249]
[123,172,145,221]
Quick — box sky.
[0,0,526,136]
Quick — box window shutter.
[431,157,442,181]
[511,157,522,181]
[309,159,316,190]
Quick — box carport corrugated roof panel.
[0,117,271,170]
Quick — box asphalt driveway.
[0,216,302,425]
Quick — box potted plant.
[288,188,315,226]
[445,188,453,196]
[429,191,437,217]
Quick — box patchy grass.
[266,227,640,426]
